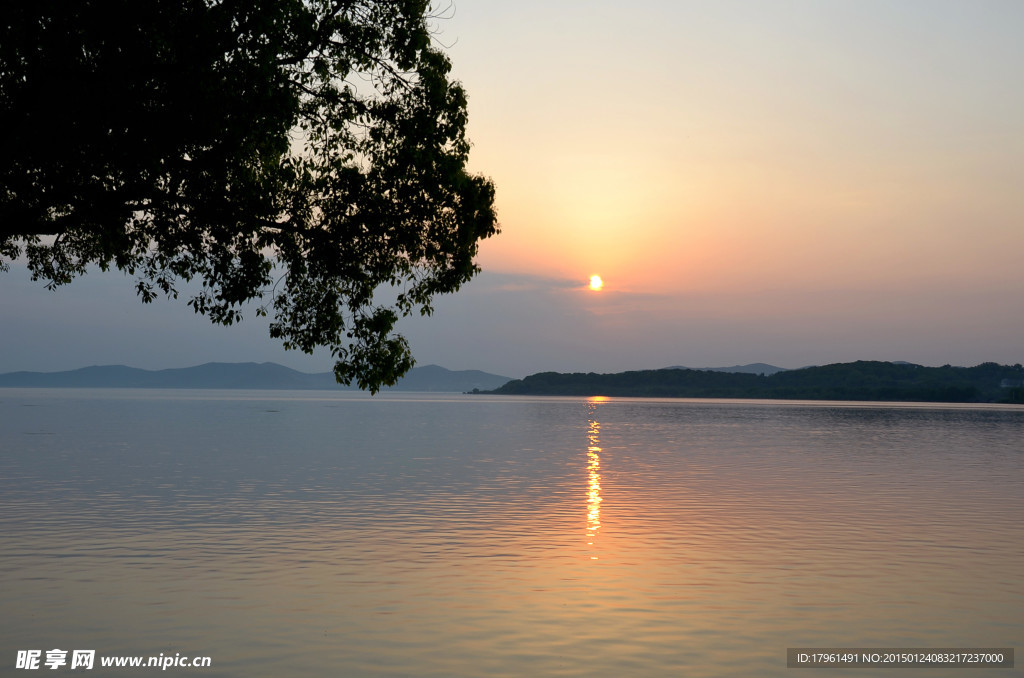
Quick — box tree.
[0,0,497,392]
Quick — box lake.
[1,389,1020,676]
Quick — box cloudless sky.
[3,1,1023,378]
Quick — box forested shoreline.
[487,361,1024,403]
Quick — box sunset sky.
[3,1,1023,378]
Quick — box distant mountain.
[489,361,1024,403]
[0,362,512,392]
[379,364,512,392]
[663,362,788,376]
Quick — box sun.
[589,275,604,291]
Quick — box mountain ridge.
[0,362,513,392]
[662,362,788,375]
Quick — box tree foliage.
[0,0,497,392]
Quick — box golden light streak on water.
[586,406,602,559]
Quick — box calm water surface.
[1,389,1021,676]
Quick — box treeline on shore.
[487,361,1024,403]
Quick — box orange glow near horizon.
[458,1,1024,346]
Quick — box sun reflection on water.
[586,401,603,559]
